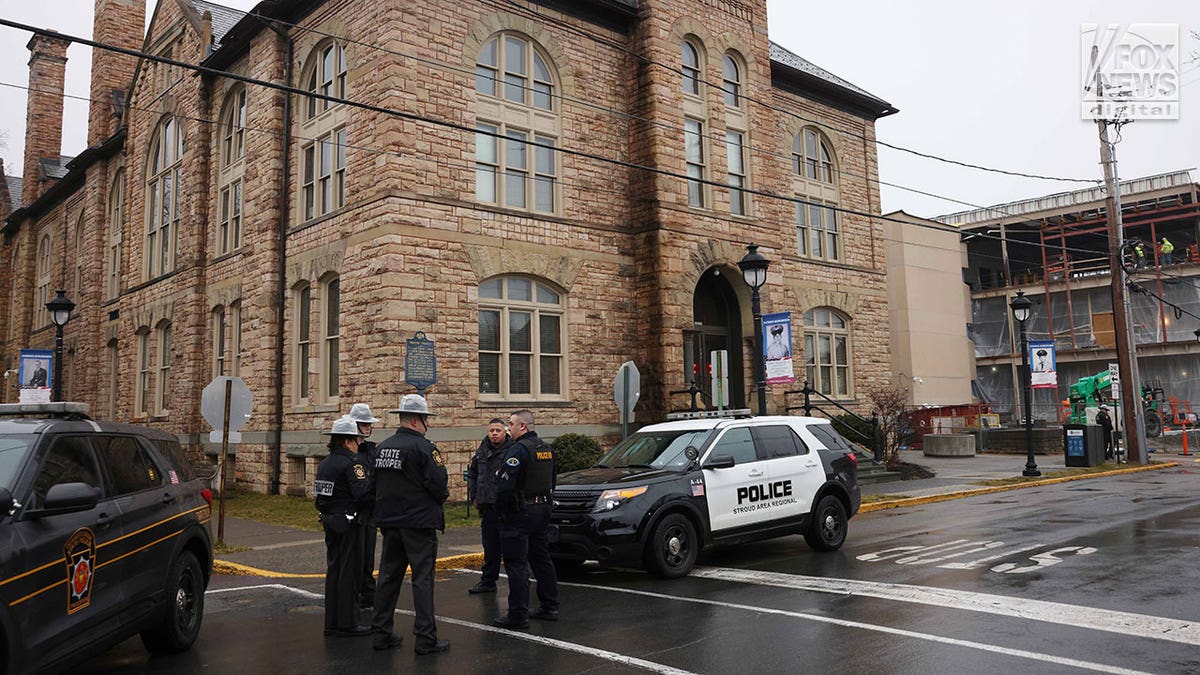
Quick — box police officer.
[348,403,382,609]
[370,394,450,654]
[314,416,371,637]
[465,418,511,594]
[1096,404,1115,460]
[492,409,559,629]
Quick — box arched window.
[722,53,742,107]
[322,275,340,399]
[221,87,246,167]
[803,308,851,397]
[146,116,183,279]
[681,40,702,96]
[478,276,565,399]
[299,42,348,222]
[793,128,834,184]
[34,233,51,326]
[155,321,172,415]
[72,215,84,300]
[293,282,312,400]
[474,33,559,214]
[106,170,124,299]
[476,33,554,110]
[217,87,246,254]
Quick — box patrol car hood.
[557,466,679,487]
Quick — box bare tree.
[867,382,911,470]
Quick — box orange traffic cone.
[1184,430,1191,456]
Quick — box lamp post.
[46,290,75,403]
[1010,290,1039,477]
[737,244,770,416]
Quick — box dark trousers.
[323,516,364,631]
[371,527,438,643]
[480,506,502,584]
[499,503,558,619]
[360,519,378,603]
[1103,430,1114,458]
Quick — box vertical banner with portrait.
[19,349,54,403]
[762,312,795,385]
[1029,340,1058,389]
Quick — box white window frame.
[294,283,312,401]
[476,123,557,213]
[322,276,340,401]
[476,33,555,111]
[685,118,707,208]
[155,322,172,415]
[796,201,840,261]
[681,39,702,97]
[305,42,347,120]
[230,300,242,376]
[136,329,151,417]
[213,305,227,377]
[726,130,747,216]
[106,170,124,299]
[105,338,119,419]
[793,128,834,184]
[478,276,566,401]
[297,41,349,224]
[221,87,246,167]
[722,53,742,108]
[301,128,346,221]
[804,308,851,398]
[34,233,51,326]
[145,116,183,280]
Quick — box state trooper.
[370,394,450,654]
[314,416,371,637]
[348,403,382,609]
[465,418,512,594]
[492,409,559,629]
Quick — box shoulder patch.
[431,449,443,467]
[353,464,366,480]
[506,457,520,467]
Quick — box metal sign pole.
[621,366,630,440]
[217,378,231,545]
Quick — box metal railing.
[785,381,882,462]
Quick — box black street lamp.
[46,289,75,402]
[738,244,770,416]
[1010,290,1040,477]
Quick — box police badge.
[431,449,443,467]
[64,527,97,614]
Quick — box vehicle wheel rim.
[175,567,197,633]
[663,525,688,567]
[821,508,842,542]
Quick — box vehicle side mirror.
[702,454,735,470]
[684,446,699,461]
[29,483,101,518]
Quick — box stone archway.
[689,267,745,408]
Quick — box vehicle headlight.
[595,486,648,511]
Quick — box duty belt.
[524,495,550,504]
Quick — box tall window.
[684,118,706,207]
[105,339,119,419]
[476,33,554,110]
[722,54,742,107]
[217,88,246,254]
[474,33,559,215]
[72,216,84,299]
[213,305,227,377]
[793,128,834,184]
[221,87,246,166]
[804,308,850,397]
[230,300,242,376]
[726,130,747,216]
[136,329,151,416]
[478,276,565,400]
[796,201,839,261]
[681,40,701,96]
[155,321,172,414]
[299,42,349,223]
[146,116,183,279]
[34,233,51,326]
[294,284,311,400]
[323,276,340,399]
[106,170,124,299]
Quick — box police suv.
[550,414,861,578]
[0,403,214,674]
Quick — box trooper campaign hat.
[322,415,363,436]
[1099,404,1109,410]
[390,393,437,416]
[770,324,784,335]
[348,403,380,424]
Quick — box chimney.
[22,33,69,206]
[89,0,146,145]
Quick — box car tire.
[552,557,586,578]
[140,551,204,654]
[804,495,848,551]
[644,513,698,578]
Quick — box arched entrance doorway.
[687,269,744,409]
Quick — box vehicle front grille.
[552,487,600,516]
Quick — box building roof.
[3,174,22,213]
[38,156,74,181]
[189,0,245,47]
[769,43,878,103]
[768,42,897,119]
[935,169,1197,227]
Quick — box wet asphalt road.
[80,467,1200,674]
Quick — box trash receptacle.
[1063,424,1105,467]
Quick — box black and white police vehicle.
[550,413,861,578]
[0,403,214,674]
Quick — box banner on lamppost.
[762,312,795,385]
[1029,340,1058,389]
[18,349,53,404]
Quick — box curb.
[214,552,486,579]
[215,463,1179,577]
[859,462,1179,513]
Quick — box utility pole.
[1093,46,1147,464]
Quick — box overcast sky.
[0,0,1196,218]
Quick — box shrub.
[831,414,874,447]
[551,433,605,474]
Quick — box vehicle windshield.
[0,434,36,491]
[596,429,713,470]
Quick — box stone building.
[1,0,897,497]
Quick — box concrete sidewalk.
[213,451,1190,577]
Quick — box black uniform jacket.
[373,427,450,530]
[314,446,371,517]
[466,435,511,506]
[494,431,555,515]
[356,439,379,519]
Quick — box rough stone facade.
[2,0,896,499]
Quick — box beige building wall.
[883,211,974,406]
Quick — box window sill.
[290,403,340,414]
[476,399,575,409]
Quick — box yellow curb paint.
[214,552,486,578]
[860,462,1179,513]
